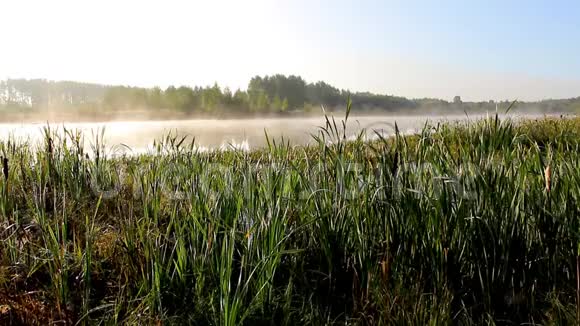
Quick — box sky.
[0,0,578,101]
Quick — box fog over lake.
[0,113,559,153]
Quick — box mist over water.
[0,113,559,154]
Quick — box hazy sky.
[1,0,579,101]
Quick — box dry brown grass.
[0,291,65,325]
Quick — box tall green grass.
[0,111,579,325]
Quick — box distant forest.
[0,75,578,120]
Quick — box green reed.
[0,111,579,325]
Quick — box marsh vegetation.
[0,107,579,324]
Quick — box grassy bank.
[0,112,579,325]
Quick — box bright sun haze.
[1,0,579,101]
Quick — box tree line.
[1,75,578,116]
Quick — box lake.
[0,113,558,154]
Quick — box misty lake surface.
[0,113,555,153]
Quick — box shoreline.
[0,109,574,124]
